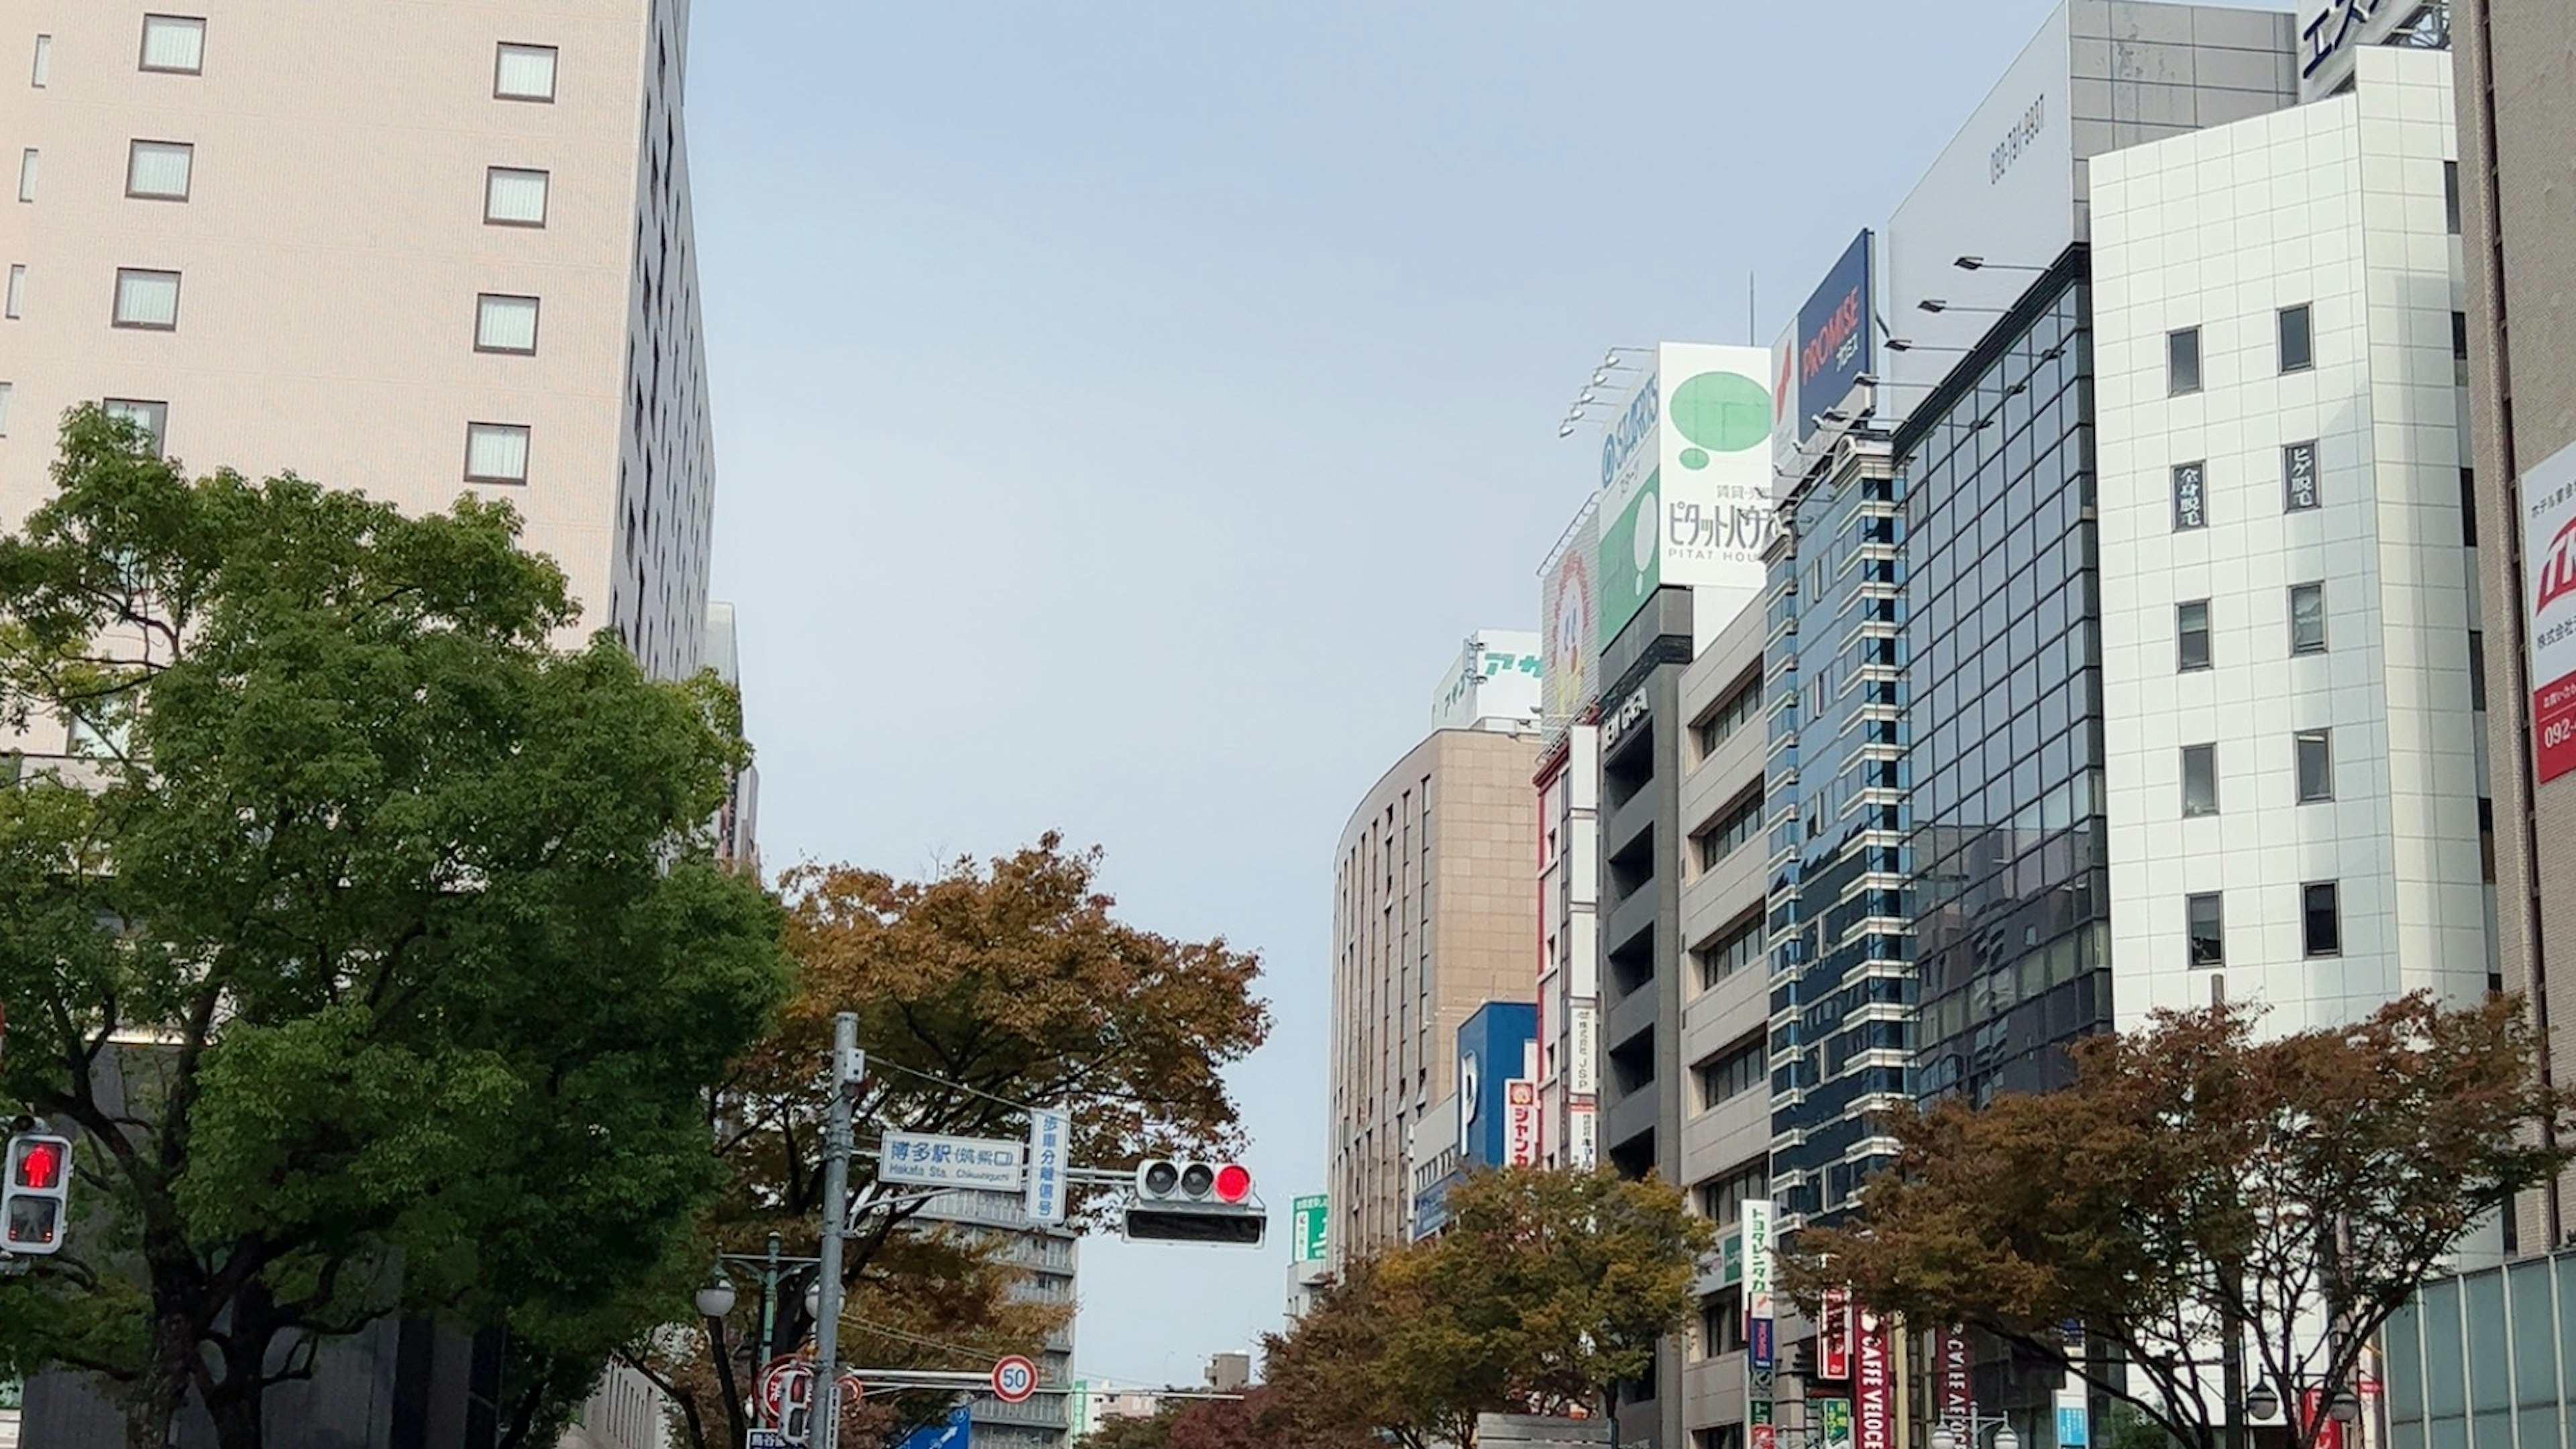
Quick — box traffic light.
[1125,1159,1264,1246]
[3,1132,72,1256]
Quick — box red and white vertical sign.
[1819,1287,1853,1381]
[2298,1389,2347,1449]
[1504,1080,1540,1167]
[2522,440,2576,784]
[1854,1309,1893,1449]
[1938,1328,1974,1432]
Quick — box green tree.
[1264,1167,1713,1448]
[1794,995,2576,1449]
[633,836,1272,1446]
[0,409,793,1449]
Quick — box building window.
[126,141,194,201]
[2469,631,2488,711]
[464,422,531,484]
[2302,881,2342,958]
[2173,461,2208,531]
[2296,729,2333,803]
[139,15,206,74]
[30,34,49,88]
[2278,304,2314,374]
[2445,160,2463,235]
[2168,327,2202,395]
[2453,311,2470,386]
[2178,599,2212,672]
[1693,1159,1768,1226]
[494,43,559,102]
[0,382,12,436]
[1693,672,1763,761]
[474,294,541,354]
[1699,1289,1748,1359]
[2188,892,2225,968]
[1694,1036,1767,1113]
[5,264,21,319]
[112,268,182,329]
[1693,790,1764,871]
[484,168,549,227]
[2182,744,2219,818]
[1693,913,1764,992]
[2290,583,2328,655]
[103,398,168,451]
[2284,439,2320,512]
[17,148,36,203]
[2462,468,2478,547]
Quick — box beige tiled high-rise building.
[0,1,714,683]
[1328,724,1539,1269]
[2458,0,2576,1256]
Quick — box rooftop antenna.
[1748,273,1757,347]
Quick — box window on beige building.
[0,382,13,435]
[113,269,182,330]
[18,148,36,203]
[139,15,206,74]
[475,294,540,354]
[103,398,168,451]
[495,44,559,102]
[30,35,50,88]
[5,265,23,319]
[127,142,194,201]
[465,423,531,484]
[484,168,549,227]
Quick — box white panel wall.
[2092,48,2485,1034]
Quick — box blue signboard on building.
[1795,230,1876,439]
[1456,1002,1537,1170]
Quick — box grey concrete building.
[1674,598,1772,1449]
[910,1188,1081,1449]
[2458,0,2576,1256]
[1329,724,1541,1270]
[1593,585,1699,1448]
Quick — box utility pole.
[812,1011,859,1449]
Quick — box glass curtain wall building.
[1902,264,2112,1108]
[1766,437,1911,1223]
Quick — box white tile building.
[2092,46,2489,1034]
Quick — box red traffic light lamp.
[3,1132,72,1256]
[1127,1159,1263,1246]
[1213,1163,1252,1203]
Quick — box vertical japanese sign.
[1750,1397,1775,1449]
[1504,1080,1540,1166]
[2173,462,2208,530]
[1024,1108,1069,1224]
[2520,440,2576,784]
[2284,439,2320,511]
[1854,1309,1893,1449]
[1819,1397,1855,1449]
[1819,1287,1853,1380]
[2298,1388,2347,1449]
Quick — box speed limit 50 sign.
[990,1354,1039,1403]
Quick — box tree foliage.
[1076,1408,1178,1449]
[1263,1167,1712,1449]
[1793,994,2576,1449]
[0,409,794,1448]
[639,835,1273,1446]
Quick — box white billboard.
[2522,441,2576,786]
[1882,3,2076,398]
[1540,498,1603,722]
[1595,343,1776,647]
[1430,630,1544,732]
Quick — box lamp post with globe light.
[1929,1409,2019,1449]
[696,1232,825,1433]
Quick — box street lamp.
[694,1271,739,1320]
[1930,1423,2020,1449]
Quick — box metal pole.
[757,1231,783,1414]
[813,1012,857,1449]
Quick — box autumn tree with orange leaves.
[628,834,1271,1449]
[1793,995,2575,1449]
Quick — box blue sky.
[690,0,2282,1393]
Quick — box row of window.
[2174,584,2331,668]
[2186,881,2343,964]
[1691,669,1763,761]
[2166,304,2313,396]
[2179,730,2337,816]
[0,392,530,486]
[1692,1034,1766,1113]
[54,15,560,102]
[1691,912,1764,992]
[1692,790,1764,871]
[5,258,541,356]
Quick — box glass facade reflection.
[1900,276,2111,1108]
[1766,437,1911,1225]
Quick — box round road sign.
[991,1354,1039,1404]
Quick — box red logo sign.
[1819,1288,1852,1381]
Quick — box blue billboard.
[1794,230,1875,439]
[1456,1001,1538,1171]
[897,1404,972,1449]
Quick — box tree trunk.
[207,1391,265,1449]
